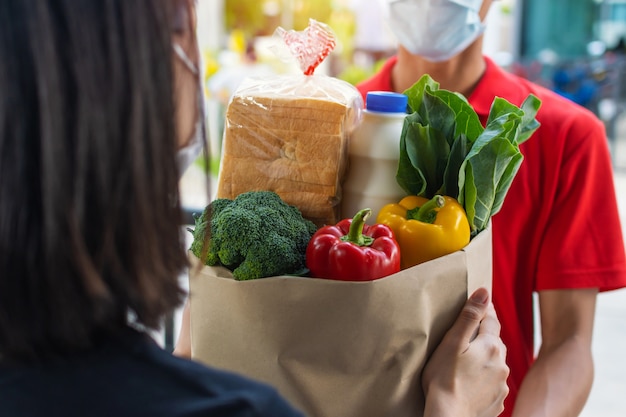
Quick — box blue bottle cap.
[365,91,408,113]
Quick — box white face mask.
[387,0,486,62]
[172,42,205,177]
[175,111,204,177]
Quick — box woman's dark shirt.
[0,327,305,417]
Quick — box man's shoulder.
[474,58,604,143]
[479,59,599,122]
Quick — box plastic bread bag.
[215,19,363,227]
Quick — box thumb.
[447,287,490,350]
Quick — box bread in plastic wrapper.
[216,74,363,227]
[188,224,492,417]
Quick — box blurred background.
[191,0,626,180]
[175,2,626,416]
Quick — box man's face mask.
[172,42,205,177]
[387,0,486,62]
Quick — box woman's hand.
[422,287,509,417]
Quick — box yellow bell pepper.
[376,195,470,269]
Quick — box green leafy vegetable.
[399,75,541,233]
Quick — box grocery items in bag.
[341,91,408,223]
[187,54,543,417]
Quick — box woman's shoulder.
[0,328,306,417]
[126,329,307,416]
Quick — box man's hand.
[423,287,509,417]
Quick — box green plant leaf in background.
[194,154,222,178]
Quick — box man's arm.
[512,288,597,417]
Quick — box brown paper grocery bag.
[188,225,492,417]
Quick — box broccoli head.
[189,191,318,280]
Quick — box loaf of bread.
[216,74,363,227]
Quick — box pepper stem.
[406,195,445,224]
[341,208,375,247]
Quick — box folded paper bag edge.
[188,221,491,285]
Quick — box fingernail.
[470,288,489,305]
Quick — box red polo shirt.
[357,56,626,416]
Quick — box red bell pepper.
[305,208,401,281]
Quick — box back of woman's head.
[0,0,188,362]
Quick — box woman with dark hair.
[0,1,508,416]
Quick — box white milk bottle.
[342,91,408,223]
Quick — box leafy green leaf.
[419,91,458,145]
[404,75,440,113]
[485,97,523,128]
[428,89,483,143]
[396,114,450,197]
[459,139,524,232]
[442,133,470,198]
[518,94,542,144]
[396,74,542,233]
[396,113,426,195]
[481,113,523,146]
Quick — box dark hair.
[0,0,189,362]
